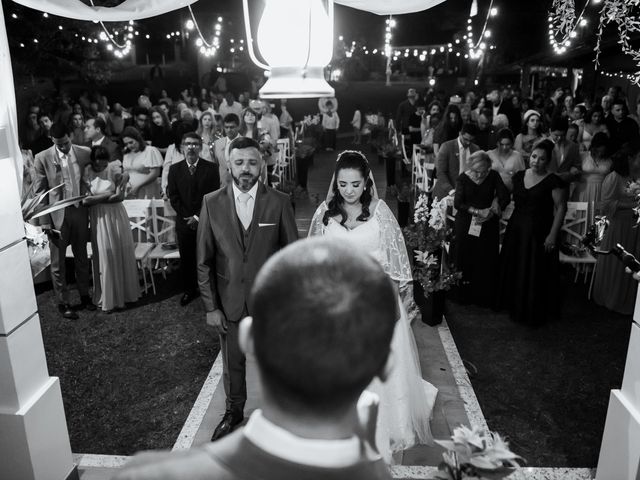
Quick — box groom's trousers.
[220,309,247,414]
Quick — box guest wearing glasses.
[167,132,220,306]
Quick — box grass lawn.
[37,271,219,455]
[445,267,632,467]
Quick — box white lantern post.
[243,0,335,98]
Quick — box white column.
[596,287,640,479]
[0,2,76,478]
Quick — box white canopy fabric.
[336,0,446,15]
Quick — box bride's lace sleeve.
[375,200,413,283]
[308,201,328,237]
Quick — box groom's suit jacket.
[197,182,298,322]
[33,144,91,229]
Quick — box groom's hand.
[207,309,228,335]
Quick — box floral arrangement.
[624,180,640,226]
[432,425,525,480]
[403,192,462,297]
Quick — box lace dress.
[309,199,437,463]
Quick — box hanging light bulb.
[246,0,334,98]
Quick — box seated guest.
[84,117,122,162]
[433,123,479,200]
[453,152,510,307]
[149,106,174,157]
[592,143,640,315]
[167,132,220,307]
[548,117,581,186]
[112,238,395,480]
[31,113,54,155]
[83,146,140,312]
[488,128,525,191]
[571,132,612,208]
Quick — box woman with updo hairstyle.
[582,105,609,152]
[121,125,163,198]
[571,131,612,207]
[308,150,437,463]
[488,128,526,191]
[497,138,567,325]
[83,145,140,312]
[453,151,510,306]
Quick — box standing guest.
[395,88,418,140]
[351,104,362,144]
[84,117,122,162]
[239,106,261,140]
[31,113,54,155]
[571,132,612,213]
[33,122,94,319]
[121,126,163,199]
[488,128,525,191]
[497,139,567,325]
[213,113,240,187]
[514,109,544,166]
[131,107,151,141]
[474,110,497,151]
[601,95,612,119]
[161,122,190,199]
[196,111,217,162]
[219,92,243,120]
[112,238,394,480]
[168,133,220,307]
[108,103,128,139]
[149,106,174,157]
[453,152,510,306]
[606,98,640,154]
[566,123,580,144]
[572,105,587,145]
[259,102,281,146]
[433,104,463,150]
[407,101,426,147]
[487,87,521,132]
[582,106,609,152]
[592,143,640,315]
[548,117,582,186]
[433,123,479,200]
[83,146,140,312]
[22,110,43,151]
[278,99,294,139]
[322,101,340,151]
[425,100,443,131]
[69,113,85,145]
[197,137,298,441]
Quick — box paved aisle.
[193,141,472,466]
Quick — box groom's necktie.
[236,192,252,230]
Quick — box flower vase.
[413,281,445,326]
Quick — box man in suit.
[548,117,582,186]
[167,132,220,306]
[487,87,521,132]
[112,238,395,480]
[198,136,298,441]
[212,113,240,187]
[433,123,479,200]
[84,117,122,162]
[33,122,94,319]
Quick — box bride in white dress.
[308,150,437,463]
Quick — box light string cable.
[467,0,494,51]
[88,0,129,49]
[188,4,213,48]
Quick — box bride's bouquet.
[403,192,462,297]
[625,180,640,226]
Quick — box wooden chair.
[558,201,597,298]
[122,199,156,294]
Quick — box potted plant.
[403,191,462,325]
[432,425,525,480]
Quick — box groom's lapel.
[246,182,268,252]
[224,183,243,249]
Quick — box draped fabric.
[336,0,447,15]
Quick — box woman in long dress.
[497,139,567,325]
[453,151,510,307]
[581,106,609,152]
[571,132,612,214]
[488,128,526,191]
[308,150,437,463]
[514,110,544,167]
[592,144,640,315]
[122,126,163,199]
[83,146,140,312]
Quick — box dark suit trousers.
[49,206,90,304]
[221,311,247,414]
[176,224,198,294]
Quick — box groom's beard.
[232,172,259,192]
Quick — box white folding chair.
[122,199,156,295]
[146,199,180,283]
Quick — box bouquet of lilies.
[432,425,525,480]
[403,192,462,297]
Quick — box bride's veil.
[325,150,379,203]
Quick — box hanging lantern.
[243,0,334,98]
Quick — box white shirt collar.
[457,137,468,152]
[232,180,259,201]
[92,136,105,146]
[187,158,199,169]
[243,410,362,468]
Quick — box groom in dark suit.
[167,132,220,306]
[197,136,298,440]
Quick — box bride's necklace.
[343,205,364,230]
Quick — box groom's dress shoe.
[211,411,244,441]
[58,303,79,320]
[180,291,199,306]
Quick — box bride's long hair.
[322,151,374,226]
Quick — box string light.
[465,0,497,60]
[188,5,222,57]
[547,0,591,55]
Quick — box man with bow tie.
[33,122,94,319]
[197,136,298,441]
